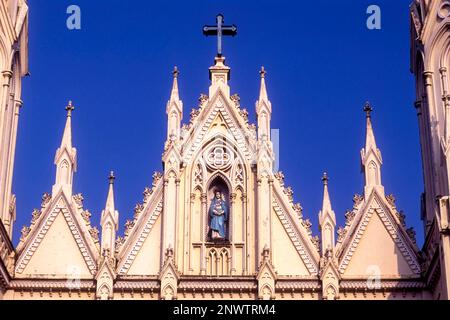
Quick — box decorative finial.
[322,172,329,185]
[172,66,179,78]
[108,171,115,185]
[364,101,373,118]
[65,100,75,117]
[260,66,266,78]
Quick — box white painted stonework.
[0,0,449,300]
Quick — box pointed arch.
[231,158,246,189]
[191,158,207,191]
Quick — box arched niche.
[206,174,231,242]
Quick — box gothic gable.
[15,192,99,277]
[181,88,256,165]
[116,180,164,275]
[271,184,320,275]
[337,191,421,278]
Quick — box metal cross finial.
[364,101,373,118]
[322,172,329,185]
[260,66,267,78]
[65,100,75,117]
[109,171,116,184]
[203,14,237,57]
[172,66,179,78]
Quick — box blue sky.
[14,0,423,246]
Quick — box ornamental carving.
[124,220,135,236]
[274,171,285,186]
[337,227,347,243]
[73,193,84,208]
[20,226,30,240]
[284,186,294,203]
[230,93,240,107]
[31,209,41,224]
[396,210,406,227]
[198,93,208,107]
[81,210,91,224]
[386,194,396,207]
[194,163,203,186]
[205,144,232,170]
[89,227,99,242]
[406,227,417,245]
[352,194,363,207]
[239,108,249,123]
[152,171,162,187]
[41,192,51,208]
[438,1,450,19]
[344,210,355,226]
[293,203,303,219]
[143,187,152,202]
[134,203,144,219]
[302,219,312,236]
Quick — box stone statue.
[208,189,228,240]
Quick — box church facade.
[0,0,450,300]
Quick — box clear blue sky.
[14,0,423,246]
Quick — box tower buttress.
[360,102,384,199]
[166,67,183,142]
[411,0,450,299]
[52,101,77,198]
[0,0,29,237]
[255,67,274,265]
[318,172,336,254]
[100,171,119,258]
[256,67,272,141]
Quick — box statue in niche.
[208,188,228,240]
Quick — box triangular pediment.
[15,193,98,277]
[271,186,320,276]
[181,89,256,165]
[116,183,164,275]
[338,191,421,277]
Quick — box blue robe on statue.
[209,197,228,239]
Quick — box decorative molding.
[272,196,319,275]
[338,195,421,275]
[15,196,98,275]
[339,279,426,290]
[117,192,164,275]
[9,279,95,290]
[181,93,254,165]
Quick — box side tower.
[410,0,450,299]
[0,0,29,237]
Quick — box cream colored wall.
[18,212,92,278]
[126,215,162,276]
[344,211,415,278]
[271,209,309,276]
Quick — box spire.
[259,66,269,102]
[170,66,180,101]
[105,171,116,213]
[101,171,119,258]
[321,172,332,215]
[364,102,378,153]
[61,101,74,149]
[360,102,384,197]
[52,101,77,196]
[166,66,183,141]
[319,172,336,254]
[256,66,272,140]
